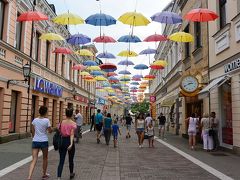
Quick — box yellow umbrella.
[152,60,168,66]
[76,49,94,57]
[79,71,90,76]
[169,32,194,42]
[85,79,96,82]
[118,50,138,57]
[98,89,106,92]
[39,33,65,41]
[118,12,150,26]
[95,76,107,81]
[53,12,84,25]
[87,66,101,71]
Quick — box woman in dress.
[201,113,213,151]
[185,113,199,150]
[57,108,77,180]
[135,113,145,148]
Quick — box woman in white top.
[135,113,145,148]
[185,113,198,150]
[28,106,52,180]
[201,113,213,151]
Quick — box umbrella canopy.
[95,76,107,81]
[169,32,194,42]
[151,11,182,24]
[85,79,96,82]
[118,35,141,43]
[53,12,84,25]
[97,52,116,59]
[72,64,86,71]
[118,50,138,57]
[152,60,168,66]
[132,74,143,79]
[130,86,138,90]
[139,48,157,55]
[130,89,138,92]
[85,13,116,26]
[184,8,218,22]
[93,35,116,43]
[120,75,131,81]
[102,82,110,87]
[67,34,91,45]
[17,11,48,21]
[134,64,149,70]
[144,34,168,42]
[108,77,119,83]
[107,72,117,77]
[76,49,94,56]
[118,12,150,26]
[118,59,134,66]
[83,60,97,66]
[144,75,156,80]
[83,75,94,80]
[53,47,73,54]
[79,71,90,76]
[87,66,101,71]
[90,71,104,76]
[39,33,65,41]
[150,65,164,70]
[130,82,140,85]
[100,63,117,70]
[118,70,131,75]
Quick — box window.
[15,13,22,50]
[45,41,50,67]
[184,25,190,58]
[34,32,40,61]
[61,54,65,76]
[0,0,5,40]
[54,54,58,72]
[65,60,69,79]
[69,61,72,81]
[219,0,227,29]
[194,22,201,48]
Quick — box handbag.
[53,123,63,151]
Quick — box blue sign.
[34,76,63,97]
[98,98,105,105]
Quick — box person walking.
[135,113,145,148]
[147,121,155,148]
[125,113,133,138]
[28,106,52,180]
[103,113,112,145]
[74,109,83,143]
[90,113,95,131]
[57,108,77,180]
[201,113,213,151]
[185,113,199,150]
[145,113,153,127]
[95,109,103,144]
[112,120,121,148]
[211,112,219,150]
[158,113,166,139]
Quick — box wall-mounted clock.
[180,75,199,93]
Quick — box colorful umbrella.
[118,50,138,57]
[107,72,117,77]
[139,48,156,55]
[17,11,48,22]
[100,63,117,71]
[144,34,168,42]
[83,75,94,80]
[184,8,218,22]
[118,35,141,43]
[87,66,101,71]
[90,71,104,76]
[76,49,94,56]
[118,59,134,66]
[95,76,107,81]
[83,60,97,66]
[85,13,116,26]
[144,75,156,80]
[120,75,131,81]
[169,32,194,42]
[118,70,131,75]
[85,79,96,82]
[132,74,143,79]
[134,64,148,70]
[130,82,140,85]
[67,34,91,45]
[108,77,119,83]
[150,65,164,70]
[130,86,138,90]
[153,60,168,66]
[151,11,182,24]
[72,64,86,71]
[102,82,111,87]
[130,89,138,93]
[39,33,65,41]
[93,35,116,43]
[53,12,84,25]
[118,12,150,26]
[80,71,90,76]
[53,47,73,54]
[97,52,116,59]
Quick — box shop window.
[15,13,22,50]
[219,0,227,29]
[0,0,5,40]
[61,54,65,76]
[68,103,73,109]
[194,22,201,49]
[9,91,19,133]
[45,41,50,67]
[184,25,190,58]
[34,32,40,61]
[54,53,58,73]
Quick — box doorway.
[9,91,19,133]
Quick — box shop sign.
[224,58,240,73]
[98,98,105,105]
[74,95,88,103]
[34,77,63,97]
[150,95,156,103]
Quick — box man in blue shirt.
[95,109,103,143]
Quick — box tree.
[131,100,150,114]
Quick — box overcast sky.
[47,0,172,91]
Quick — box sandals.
[42,173,50,180]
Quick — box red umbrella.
[144,34,168,42]
[93,35,116,43]
[107,72,117,77]
[144,75,156,79]
[184,8,218,22]
[72,64,86,71]
[100,63,117,71]
[150,65,164,70]
[83,75,94,80]
[53,47,73,54]
[17,11,48,22]
[130,89,138,93]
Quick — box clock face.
[181,76,199,93]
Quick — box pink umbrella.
[144,34,168,42]
[72,64,86,71]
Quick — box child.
[147,122,155,148]
[112,120,121,148]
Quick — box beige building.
[202,0,240,152]
[0,0,96,142]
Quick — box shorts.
[136,128,144,133]
[159,125,165,129]
[148,135,154,139]
[96,123,103,132]
[126,124,131,130]
[32,141,48,149]
[188,130,197,136]
[113,134,118,140]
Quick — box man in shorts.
[125,113,133,138]
[158,113,166,139]
[95,109,103,143]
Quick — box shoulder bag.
[53,122,63,151]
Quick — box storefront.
[74,95,89,124]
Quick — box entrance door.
[9,91,18,133]
[52,100,57,127]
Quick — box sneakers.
[42,173,50,180]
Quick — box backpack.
[53,123,63,151]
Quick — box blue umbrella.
[118,70,131,75]
[97,52,116,59]
[139,48,157,55]
[118,59,134,66]
[90,71,104,76]
[151,11,182,24]
[134,64,149,70]
[102,82,110,87]
[67,34,91,45]
[102,68,117,72]
[118,35,141,43]
[112,84,121,88]
[130,82,140,85]
[108,76,119,83]
[83,60,97,66]
[130,86,138,90]
[85,13,116,26]
[132,74,143,79]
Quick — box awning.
[198,75,230,99]
[160,94,178,107]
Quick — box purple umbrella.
[97,52,116,59]
[118,59,134,66]
[139,48,157,55]
[118,70,131,75]
[67,34,91,45]
[118,35,142,43]
[134,64,149,70]
[132,74,143,79]
[151,11,182,24]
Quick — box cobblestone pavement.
[0,126,221,180]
